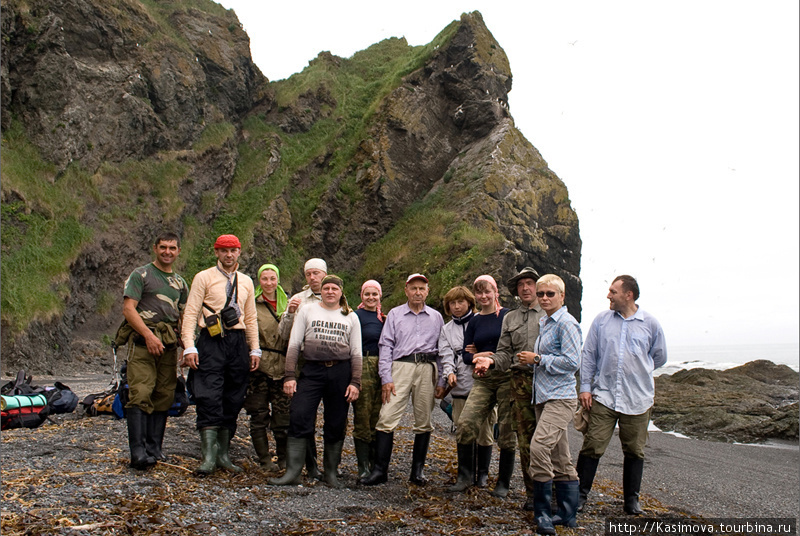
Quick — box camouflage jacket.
[491,303,545,372]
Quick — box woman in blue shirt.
[518,274,582,534]
[352,280,385,479]
[450,275,512,495]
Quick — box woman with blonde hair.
[517,274,582,534]
[269,275,362,488]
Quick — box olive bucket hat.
[506,267,541,297]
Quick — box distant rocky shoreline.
[3,358,797,447]
[653,360,799,444]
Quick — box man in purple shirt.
[359,274,445,486]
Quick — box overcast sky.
[217,0,799,349]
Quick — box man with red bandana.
[181,234,261,475]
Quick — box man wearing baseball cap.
[181,234,261,474]
[360,273,444,486]
[473,266,545,510]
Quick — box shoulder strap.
[224,272,238,308]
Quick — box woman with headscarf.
[351,280,386,479]
[450,275,512,495]
[243,264,291,471]
[269,275,362,488]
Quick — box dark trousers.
[288,360,352,442]
[188,329,250,432]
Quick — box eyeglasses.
[536,291,557,298]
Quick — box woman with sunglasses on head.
[269,275,362,489]
[351,280,385,479]
[448,275,510,495]
[517,274,582,535]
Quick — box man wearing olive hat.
[473,266,545,510]
[181,234,261,474]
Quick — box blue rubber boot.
[533,480,556,535]
[551,480,580,527]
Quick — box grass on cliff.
[0,120,191,333]
[358,191,506,308]
[0,10,470,331]
[194,27,461,264]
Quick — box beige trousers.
[376,360,436,434]
[530,398,579,482]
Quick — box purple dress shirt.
[378,303,444,385]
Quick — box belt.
[397,352,438,364]
[311,360,345,367]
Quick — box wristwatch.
[533,354,541,365]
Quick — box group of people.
[121,232,667,535]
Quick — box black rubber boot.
[127,407,156,470]
[274,430,288,470]
[145,411,168,462]
[359,431,393,486]
[251,430,278,471]
[269,436,306,485]
[533,480,556,535]
[305,439,323,480]
[491,448,515,498]
[216,427,242,472]
[476,444,492,488]
[447,442,475,492]
[623,456,645,515]
[196,427,219,475]
[409,432,431,485]
[577,453,600,512]
[551,480,580,527]
[354,438,372,480]
[323,440,345,489]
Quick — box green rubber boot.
[197,427,219,475]
[216,427,243,473]
[323,440,345,489]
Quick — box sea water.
[655,343,800,377]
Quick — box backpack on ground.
[40,382,80,414]
[1,371,54,430]
[1,393,50,430]
[80,343,125,418]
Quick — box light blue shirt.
[580,307,667,415]
[532,306,582,404]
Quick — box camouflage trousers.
[455,369,515,450]
[352,354,381,443]
[510,367,537,496]
[243,370,290,436]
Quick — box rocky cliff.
[1,1,582,374]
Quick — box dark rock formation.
[1,0,268,171]
[653,360,799,443]
[1,5,581,374]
